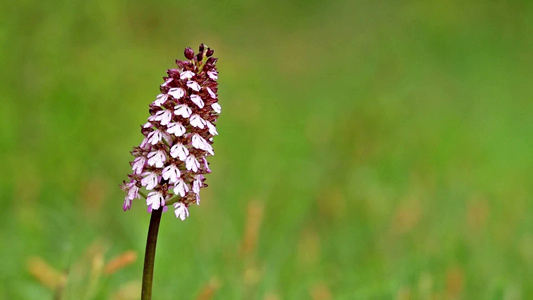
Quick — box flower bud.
[196,52,204,62]
[184,47,194,60]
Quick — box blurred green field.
[1,0,532,299]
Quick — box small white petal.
[160,78,173,88]
[173,178,189,197]
[168,87,185,100]
[189,114,206,129]
[190,94,204,108]
[207,87,217,99]
[174,104,192,118]
[162,164,181,184]
[132,156,146,174]
[191,134,204,150]
[143,122,152,128]
[180,71,195,80]
[207,70,218,80]
[202,157,211,173]
[192,175,203,194]
[173,202,189,221]
[170,143,189,161]
[206,121,218,136]
[185,155,200,172]
[153,110,173,125]
[167,122,186,136]
[191,134,214,155]
[211,102,221,114]
[148,130,169,145]
[147,150,166,168]
[153,94,169,106]
[123,196,131,211]
[187,81,201,92]
[127,185,139,200]
[141,172,159,190]
[205,144,214,156]
[147,191,164,210]
[147,130,163,145]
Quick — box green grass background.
[1,0,532,299]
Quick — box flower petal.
[170,143,189,161]
[173,202,189,221]
[187,81,201,92]
[180,71,195,80]
[190,94,204,108]
[153,94,169,106]
[147,191,164,210]
[207,70,218,80]
[211,103,221,114]
[167,122,186,136]
[141,172,159,190]
[169,87,185,100]
[173,178,189,197]
[206,121,218,136]
[174,104,192,118]
[185,155,200,172]
[190,114,206,129]
[207,87,217,99]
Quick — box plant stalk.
[141,208,163,300]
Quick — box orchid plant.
[121,44,220,299]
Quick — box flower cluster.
[121,44,220,220]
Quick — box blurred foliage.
[0,0,532,299]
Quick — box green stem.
[141,208,163,300]
[164,195,180,206]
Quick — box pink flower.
[153,94,169,106]
[206,87,217,99]
[190,94,204,108]
[189,114,206,129]
[211,103,221,114]
[162,164,180,184]
[121,44,221,220]
[174,104,192,118]
[192,134,214,155]
[147,150,166,168]
[170,143,189,161]
[141,172,159,190]
[132,156,146,174]
[167,122,186,136]
[207,70,218,80]
[180,71,195,80]
[168,87,185,100]
[173,202,189,221]
[147,191,165,210]
[186,80,201,92]
[152,110,173,126]
[185,155,200,172]
[173,178,189,197]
